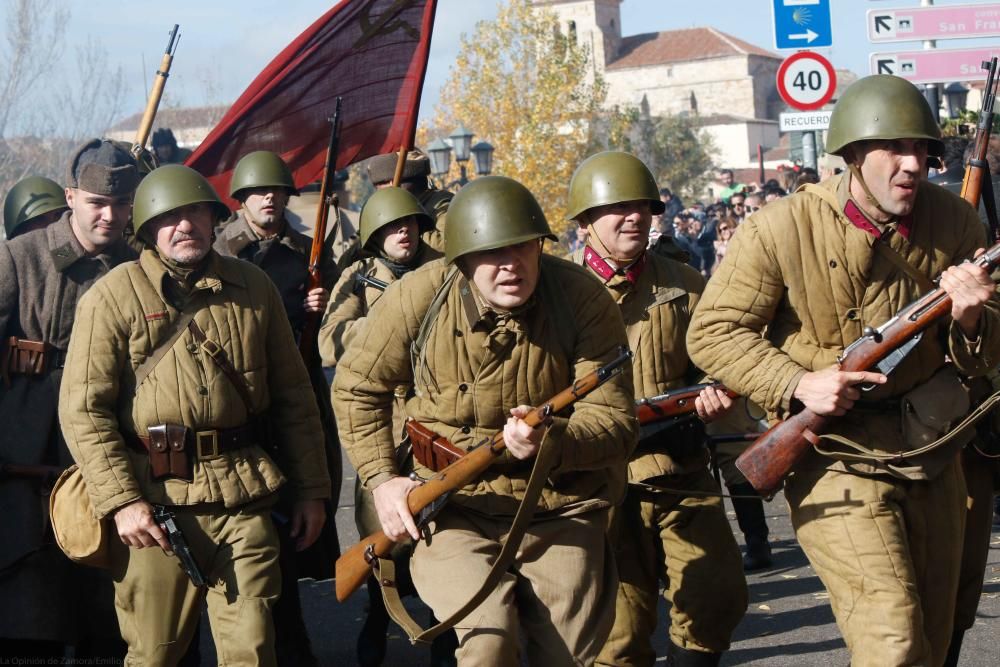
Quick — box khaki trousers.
[596,470,747,666]
[785,460,966,667]
[411,505,616,667]
[954,446,1000,631]
[110,500,281,666]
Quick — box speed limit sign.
[777,51,837,111]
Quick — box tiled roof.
[109,105,229,132]
[607,27,779,70]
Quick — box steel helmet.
[567,151,665,221]
[132,164,231,235]
[3,176,68,237]
[229,150,298,199]
[444,176,556,264]
[825,75,944,157]
[359,187,434,247]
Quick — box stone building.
[533,0,784,170]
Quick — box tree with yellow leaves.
[421,0,615,242]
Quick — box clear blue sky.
[9,0,999,126]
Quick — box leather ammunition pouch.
[2,336,64,383]
[125,421,267,482]
[408,423,466,473]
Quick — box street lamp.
[428,125,494,188]
[944,82,970,119]
[427,137,452,178]
[470,141,495,176]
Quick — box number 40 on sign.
[777,51,837,111]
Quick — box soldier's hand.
[792,366,887,416]
[372,476,422,542]
[303,287,329,313]
[504,405,544,460]
[695,386,734,423]
[290,499,326,552]
[113,500,171,552]
[940,250,993,339]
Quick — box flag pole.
[391,0,438,187]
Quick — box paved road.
[202,451,1000,665]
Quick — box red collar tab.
[584,245,646,283]
[844,200,912,240]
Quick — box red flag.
[185,0,438,209]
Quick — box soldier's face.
[148,202,216,265]
[374,216,420,264]
[586,199,652,260]
[65,188,132,254]
[241,187,290,230]
[851,138,928,220]
[463,239,542,310]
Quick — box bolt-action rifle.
[132,25,180,161]
[961,58,1000,242]
[334,346,633,602]
[298,98,343,364]
[735,242,1000,498]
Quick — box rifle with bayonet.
[334,346,633,602]
[153,504,207,587]
[735,243,1000,498]
[960,57,1000,242]
[299,98,343,364]
[132,24,180,160]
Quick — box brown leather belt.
[124,423,261,460]
[2,337,65,383]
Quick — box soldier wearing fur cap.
[0,138,140,659]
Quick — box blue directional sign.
[772,0,833,50]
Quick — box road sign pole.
[803,132,817,171]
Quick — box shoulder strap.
[132,311,197,389]
[410,266,460,396]
[803,183,935,291]
[187,320,257,416]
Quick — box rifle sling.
[814,387,1000,462]
[374,423,559,646]
[133,311,197,389]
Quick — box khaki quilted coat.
[59,249,330,518]
[333,255,638,516]
[575,248,709,479]
[687,173,1000,476]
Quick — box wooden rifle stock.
[133,25,179,157]
[298,98,343,363]
[960,57,1000,243]
[334,346,633,602]
[736,241,1000,498]
[635,382,736,426]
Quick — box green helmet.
[359,187,434,247]
[132,164,231,235]
[3,176,68,238]
[444,176,556,264]
[826,75,943,157]
[229,150,298,199]
[566,151,666,221]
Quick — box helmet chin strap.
[585,222,643,266]
[847,163,897,222]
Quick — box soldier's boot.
[941,628,965,667]
[665,643,722,667]
[728,482,773,571]
[428,611,458,667]
[357,575,390,666]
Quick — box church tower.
[532,0,622,74]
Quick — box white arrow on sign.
[789,29,820,43]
